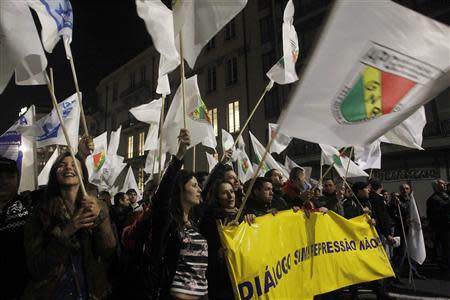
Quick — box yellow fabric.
[219,211,394,300]
[363,65,382,118]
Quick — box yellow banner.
[219,211,394,300]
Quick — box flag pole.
[45,71,87,197]
[158,95,166,178]
[192,145,196,173]
[234,127,278,223]
[50,68,55,94]
[396,197,416,288]
[319,151,323,188]
[341,147,354,191]
[31,105,39,190]
[221,80,274,162]
[318,147,348,184]
[64,41,89,137]
[179,33,187,129]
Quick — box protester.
[313,178,344,215]
[343,182,373,220]
[127,188,143,212]
[265,168,288,210]
[22,152,116,299]
[427,179,450,271]
[0,157,33,300]
[283,167,311,208]
[200,180,238,300]
[110,192,132,241]
[98,190,112,208]
[145,129,208,299]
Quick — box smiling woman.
[22,151,117,300]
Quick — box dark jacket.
[342,197,372,220]
[427,192,450,230]
[282,180,310,208]
[146,156,185,299]
[271,189,288,211]
[314,193,344,215]
[369,192,392,237]
[199,202,237,300]
[22,194,115,300]
[242,196,272,217]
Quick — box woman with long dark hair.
[147,129,208,299]
[23,152,116,299]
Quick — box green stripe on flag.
[341,77,365,122]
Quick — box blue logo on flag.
[40,0,73,32]
[37,99,75,142]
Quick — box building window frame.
[138,131,145,156]
[228,101,240,133]
[208,108,219,136]
[226,57,238,86]
[207,67,217,93]
[225,19,236,40]
[128,135,134,159]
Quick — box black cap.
[0,156,18,173]
[352,181,369,194]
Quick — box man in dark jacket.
[244,177,275,217]
[314,178,344,215]
[265,169,288,210]
[427,179,450,270]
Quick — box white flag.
[130,98,162,124]
[252,163,265,177]
[266,0,299,84]
[249,131,288,178]
[236,149,254,183]
[0,1,48,94]
[38,147,59,186]
[108,126,122,156]
[354,140,381,170]
[162,75,217,155]
[136,0,179,76]
[144,123,160,151]
[35,93,80,152]
[237,134,245,151]
[221,129,238,161]
[27,0,73,56]
[85,132,108,184]
[121,166,142,198]
[0,106,36,192]
[320,144,369,178]
[269,123,292,154]
[144,148,166,175]
[381,106,426,150]
[99,154,126,191]
[407,193,426,265]
[173,0,247,68]
[205,152,218,173]
[278,0,450,147]
[284,156,312,182]
[157,73,171,95]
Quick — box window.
[225,19,236,40]
[207,67,217,92]
[128,135,134,159]
[129,71,136,89]
[262,51,276,79]
[140,65,146,82]
[226,57,238,86]
[138,167,145,192]
[206,37,215,50]
[208,108,218,136]
[138,131,145,156]
[112,82,118,102]
[259,16,274,44]
[228,101,240,133]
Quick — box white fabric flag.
[162,75,217,155]
[407,193,426,265]
[252,163,265,177]
[205,152,218,173]
[85,132,108,184]
[0,106,36,192]
[136,0,179,76]
[121,166,142,198]
[144,123,160,151]
[221,129,238,161]
[236,149,254,183]
[249,131,288,178]
[35,93,80,152]
[38,148,59,186]
[266,0,299,84]
[108,126,122,156]
[173,0,247,68]
[27,0,73,56]
[268,123,292,154]
[320,144,369,178]
[157,73,171,95]
[354,140,381,170]
[278,0,450,147]
[130,98,162,124]
[144,147,166,175]
[284,156,312,182]
[0,1,48,94]
[99,154,126,191]
[381,106,426,150]
[237,134,245,151]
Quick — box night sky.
[0,1,152,132]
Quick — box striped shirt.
[170,224,208,297]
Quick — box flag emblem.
[189,100,211,124]
[241,157,250,174]
[93,151,106,172]
[332,154,343,167]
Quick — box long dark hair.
[171,169,196,230]
[47,151,89,201]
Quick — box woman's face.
[218,182,235,209]
[182,177,202,206]
[56,156,82,187]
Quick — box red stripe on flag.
[381,71,416,114]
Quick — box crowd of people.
[1,129,449,300]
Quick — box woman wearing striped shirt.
[147,129,208,300]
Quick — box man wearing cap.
[0,157,32,299]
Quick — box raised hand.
[176,129,191,160]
